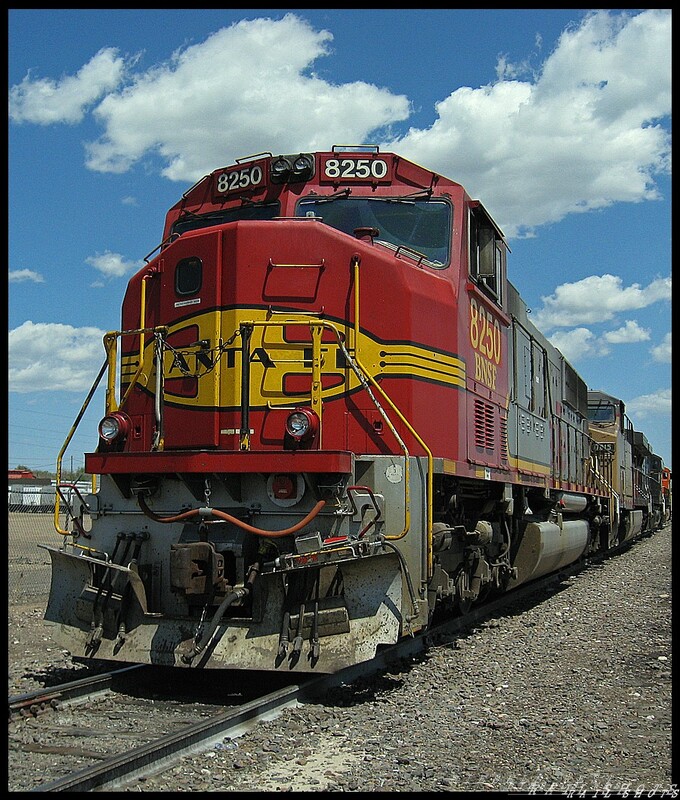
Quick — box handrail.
[351,254,434,576]
[241,316,414,540]
[54,358,109,535]
[55,483,91,539]
[54,324,168,536]
[587,455,620,536]
[104,326,169,414]
[267,258,325,269]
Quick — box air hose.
[180,588,246,664]
[138,494,326,538]
[181,562,260,664]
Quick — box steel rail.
[9,665,147,723]
[29,680,318,792]
[23,567,578,792]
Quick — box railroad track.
[8,535,649,792]
[9,664,146,724]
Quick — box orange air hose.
[138,494,326,538]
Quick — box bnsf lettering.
[469,297,501,390]
[215,165,264,194]
[474,352,497,391]
[322,158,389,181]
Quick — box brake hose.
[181,562,260,664]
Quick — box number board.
[591,441,615,459]
[320,156,392,184]
[213,161,267,196]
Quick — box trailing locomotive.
[587,391,671,538]
[42,147,670,673]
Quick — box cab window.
[587,403,616,423]
[175,256,202,295]
[171,202,280,237]
[297,196,451,268]
[469,205,506,304]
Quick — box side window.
[469,206,505,305]
[175,257,202,295]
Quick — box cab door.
[157,232,223,449]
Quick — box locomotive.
[42,146,670,673]
[587,391,670,538]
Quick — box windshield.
[171,202,281,236]
[587,403,616,423]
[296,196,451,266]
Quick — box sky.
[8,8,672,474]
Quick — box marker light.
[285,407,319,443]
[98,411,131,443]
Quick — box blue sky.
[8,8,672,473]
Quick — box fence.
[8,510,73,606]
[8,478,98,606]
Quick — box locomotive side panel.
[507,319,552,483]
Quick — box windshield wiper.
[307,188,352,204]
[238,197,278,208]
[367,189,433,204]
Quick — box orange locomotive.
[43,147,667,672]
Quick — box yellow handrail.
[104,332,119,413]
[310,324,323,444]
[54,358,108,535]
[54,325,167,536]
[351,256,435,576]
[242,254,435,576]
[242,315,413,536]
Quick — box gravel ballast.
[8,525,673,793]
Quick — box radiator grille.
[474,399,495,450]
[499,413,508,461]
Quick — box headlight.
[292,153,314,180]
[270,156,291,183]
[270,153,315,183]
[98,412,131,443]
[285,407,318,442]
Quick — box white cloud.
[8,47,127,125]
[9,269,44,283]
[625,387,672,420]
[531,274,671,331]
[547,327,605,363]
[85,250,143,278]
[83,14,410,179]
[602,320,650,344]
[9,321,107,393]
[548,316,666,364]
[650,332,672,363]
[386,9,671,237]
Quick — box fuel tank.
[509,519,590,588]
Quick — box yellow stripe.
[121,308,467,407]
[507,454,552,475]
